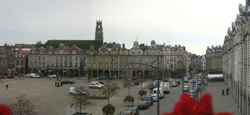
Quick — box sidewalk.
[204,82,240,115]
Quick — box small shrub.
[138,89,147,97]
[124,95,135,103]
[102,104,115,114]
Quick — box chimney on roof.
[175,44,177,47]
[122,44,125,48]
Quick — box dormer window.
[72,50,76,54]
[138,52,140,55]
[112,51,115,55]
[60,50,63,54]
[132,52,134,55]
[90,51,93,55]
[102,51,105,55]
[32,51,35,54]
[152,46,154,48]
[49,51,52,54]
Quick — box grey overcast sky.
[0,0,245,55]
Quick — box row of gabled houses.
[0,40,201,78]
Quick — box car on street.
[98,81,104,85]
[175,79,180,85]
[38,74,44,77]
[30,73,41,78]
[197,81,202,86]
[88,81,103,88]
[48,74,56,78]
[143,96,153,106]
[189,89,196,98]
[172,81,178,87]
[165,78,173,82]
[191,79,196,83]
[107,76,115,80]
[96,76,106,80]
[151,94,159,102]
[61,79,75,84]
[128,107,139,115]
[131,77,138,80]
[183,86,189,92]
[184,78,189,83]
[137,101,150,110]
[3,73,14,79]
[69,87,86,95]
[122,111,134,115]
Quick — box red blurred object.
[161,93,233,115]
[0,104,11,115]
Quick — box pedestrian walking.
[50,77,51,81]
[57,82,59,87]
[55,82,57,87]
[61,82,63,86]
[6,85,8,89]
[226,88,229,95]
[222,89,224,95]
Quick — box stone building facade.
[85,41,189,79]
[206,45,223,74]
[28,44,83,77]
[212,1,250,114]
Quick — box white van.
[152,88,164,99]
[160,82,171,94]
[69,87,86,95]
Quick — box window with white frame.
[120,57,123,61]
[49,51,52,54]
[138,57,142,62]
[138,52,140,55]
[131,58,134,62]
[105,64,108,68]
[72,50,76,54]
[132,52,134,55]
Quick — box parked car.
[189,89,196,98]
[69,87,86,95]
[184,78,189,83]
[30,73,40,78]
[131,77,138,80]
[175,79,180,85]
[137,101,150,110]
[128,107,139,115]
[98,81,104,85]
[165,78,173,82]
[107,76,115,80]
[3,73,14,79]
[143,96,153,106]
[191,79,196,83]
[61,79,75,84]
[172,81,178,87]
[96,76,106,80]
[197,81,202,86]
[151,94,159,102]
[48,74,56,78]
[183,86,189,92]
[38,74,44,77]
[88,81,103,88]
[122,111,133,115]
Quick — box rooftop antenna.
[136,36,138,41]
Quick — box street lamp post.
[127,55,160,115]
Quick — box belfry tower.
[95,20,103,41]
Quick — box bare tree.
[99,81,120,104]
[10,94,37,115]
[71,86,91,113]
[123,77,134,95]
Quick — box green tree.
[10,94,37,115]
[71,86,91,113]
[123,77,133,95]
[99,81,120,104]
[164,68,171,79]
[35,41,43,48]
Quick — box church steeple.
[95,20,103,41]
